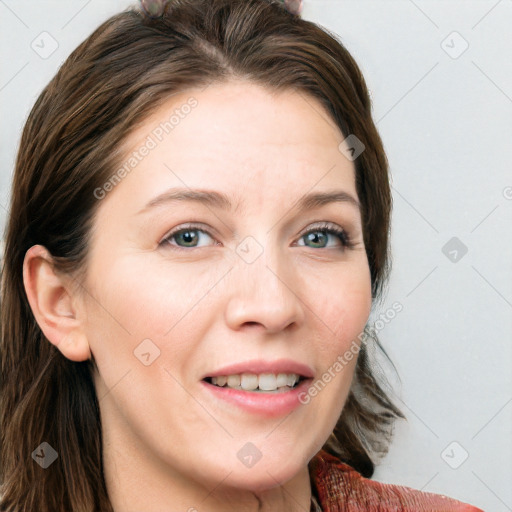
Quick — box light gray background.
[1,1,511,511]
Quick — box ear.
[23,244,91,362]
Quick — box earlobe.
[57,331,92,362]
[22,244,91,362]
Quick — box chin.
[225,467,301,493]
[223,450,308,492]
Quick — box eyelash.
[159,222,356,252]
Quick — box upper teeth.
[211,373,300,391]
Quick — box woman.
[0,0,483,510]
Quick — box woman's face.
[81,80,372,493]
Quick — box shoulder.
[309,450,484,512]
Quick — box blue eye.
[159,222,355,251]
[297,222,354,250]
[160,224,215,250]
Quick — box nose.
[224,247,305,335]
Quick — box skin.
[23,79,372,512]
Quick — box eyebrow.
[137,187,361,215]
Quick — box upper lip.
[202,358,315,379]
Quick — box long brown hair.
[0,1,403,510]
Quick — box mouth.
[202,373,306,393]
[200,360,314,417]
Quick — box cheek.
[87,254,224,336]
[82,254,230,385]
[307,299,369,441]
[305,261,371,419]
[84,256,218,426]
[312,262,372,352]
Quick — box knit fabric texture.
[308,450,484,511]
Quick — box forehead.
[127,80,344,152]
[105,80,356,214]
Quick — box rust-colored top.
[309,450,484,511]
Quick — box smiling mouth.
[203,373,305,393]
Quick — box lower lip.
[200,378,312,418]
